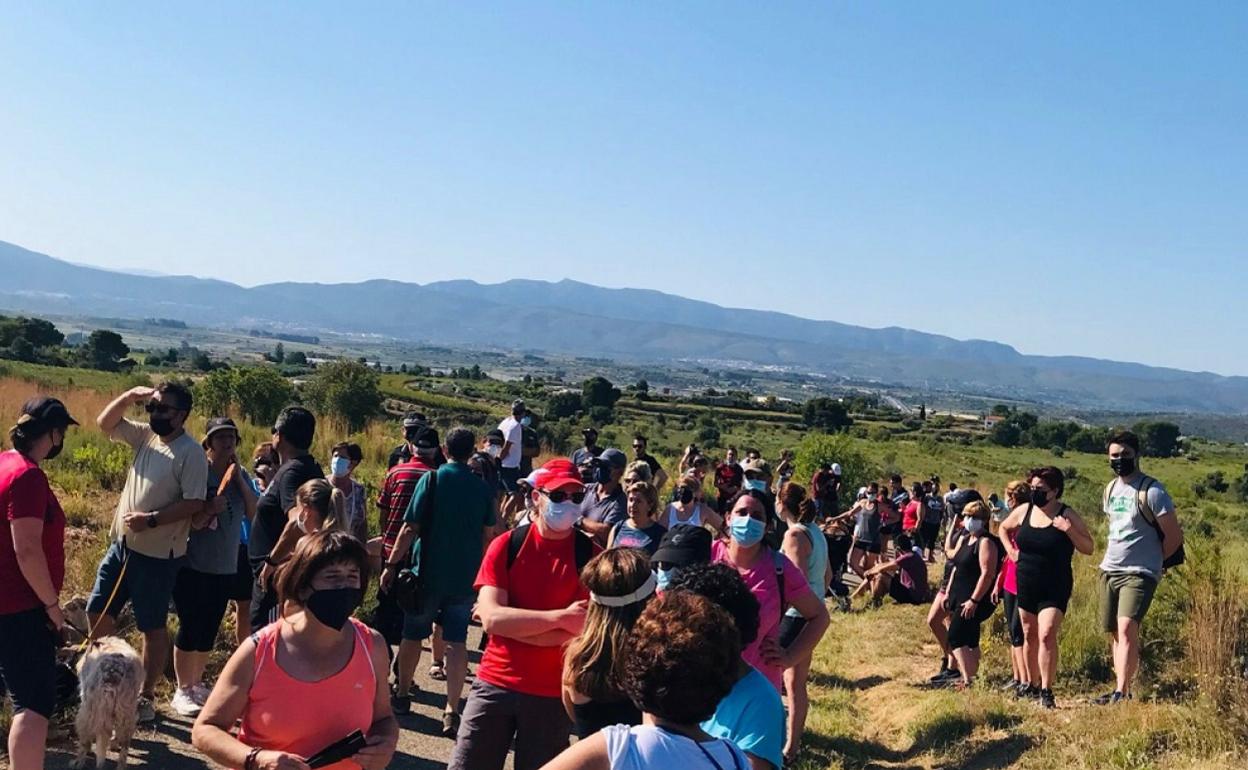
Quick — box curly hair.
[622,591,740,724]
[1028,466,1065,499]
[563,549,654,701]
[664,562,760,646]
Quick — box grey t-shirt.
[187,466,253,575]
[1100,475,1175,580]
[578,482,628,527]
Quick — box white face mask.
[963,517,984,535]
[487,444,502,458]
[542,499,580,532]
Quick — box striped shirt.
[377,459,434,562]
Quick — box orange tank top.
[238,618,376,769]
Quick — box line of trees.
[988,405,1182,457]
[1,314,134,372]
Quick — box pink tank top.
[239,618,376,769]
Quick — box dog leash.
[76,543,129,652]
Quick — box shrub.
[304,360,382,432]
[69,442,131,492]
[803,397,852,432]
[793,433,878,504]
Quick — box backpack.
[506,522,595,575]
[1103,475,1185,568]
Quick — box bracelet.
[244,746,262,770]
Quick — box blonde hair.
[962,500,991,521]
[624,461,653,484]
[625,481,658,516]
[563,549,653,700]
[1004,480,1029,508]
[296,479,346,533]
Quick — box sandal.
[429,660,446,681]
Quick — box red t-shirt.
[0,450,66,615]
[902,500,921,531]
[474,526,595,698]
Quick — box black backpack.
[506,523,595,575]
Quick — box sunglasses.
[145,400,184,415]
[541,488,587,505]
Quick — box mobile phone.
[306,730,366,768]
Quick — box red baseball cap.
[535,459,584,492]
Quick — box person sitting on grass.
[853,532,930,607]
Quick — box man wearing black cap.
[389,411,442,469]
[1,396,78,768]
[570,427,603,483]
[576,447,628,545]
[87,383,209,722]
[373,426,442,649]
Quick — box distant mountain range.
[2,239,1246,414]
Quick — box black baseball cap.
[17,396,79,433]
[403,411,428,429]
[413,426,440,450]
[651,525,713,568]
[202,417,240,448]
[486,428,505,444]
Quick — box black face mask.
[45,434,64,461]
[1110,457,1137,478]
[679,488,695,505]
[149,416,176,437]
[305,587,363,631]
[1030,488,1049,507]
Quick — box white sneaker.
[170,688,202,717]
[190,682,213,706]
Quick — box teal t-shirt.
[404,462,497,599]
[701,665,785,769]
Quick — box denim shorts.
[403,594,475,643]
[86,539,179,632]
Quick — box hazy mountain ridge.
[2,239,1246,414]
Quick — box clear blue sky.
[2,3,1245,375]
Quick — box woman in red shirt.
[0,396,77,770]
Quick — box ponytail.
[295,479,347,534]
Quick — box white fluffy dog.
[73,636,143,770]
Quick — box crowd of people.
[0,384,1185,769]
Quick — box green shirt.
[404,461,497,599]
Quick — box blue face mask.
[593,465,612,485]
[729,515,766,547]
[542,500,580,532]
[330,456,351,478]
[744,479,767,492]
[655,567,674,592]
[520,415,532,427]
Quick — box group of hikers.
[0,386,1183,770]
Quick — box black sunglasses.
[145,400,184,415]
[541,489,587,505]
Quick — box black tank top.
[572,697,642,738]
[948,535,987,604]
[1015,504,1075,579]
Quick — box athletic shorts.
[1015,567,1073,615]
[403,594,475,644]
[888,578,924,606]
[229,544,254,602]
[87,540,178,632]
[778,614,806,649]
[854,539,882,555]
[1099,571,1158,632]
[947,600,997,650]
[173,567,233,652]
[1002,591,1024,647]
[0,607,57,718]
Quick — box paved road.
[42,630,497,770]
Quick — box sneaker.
[171,688,201,717]
[1092,690,1127,706]
[429,661,447,681]
[391,694,411,715]
[1040,688,1056,709]
[190,682,213,707]
[137,696,158,723]
[999,678,1020,692]
[441,711,460,738]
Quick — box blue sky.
[2,3,1245,375]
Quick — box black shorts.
[0,607,58,718]
[888,578,923,606]
[230,544,254,602]
[918,521,940,549]
[778,614,806,649]
[1002,591,1024,647]
[1015,569,1073,615]
[173,567,233,652]
[947,600,997,650]
[854,539,882,555]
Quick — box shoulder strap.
[417,468,438,539]
[772,549,786,616]
[1103,480,1115,512]
[1136,476,1157,525]
[507,523,531,569]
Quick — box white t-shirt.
[497,416,522,469]
[602,724,748,770]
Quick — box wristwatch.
[146,512,159,529]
